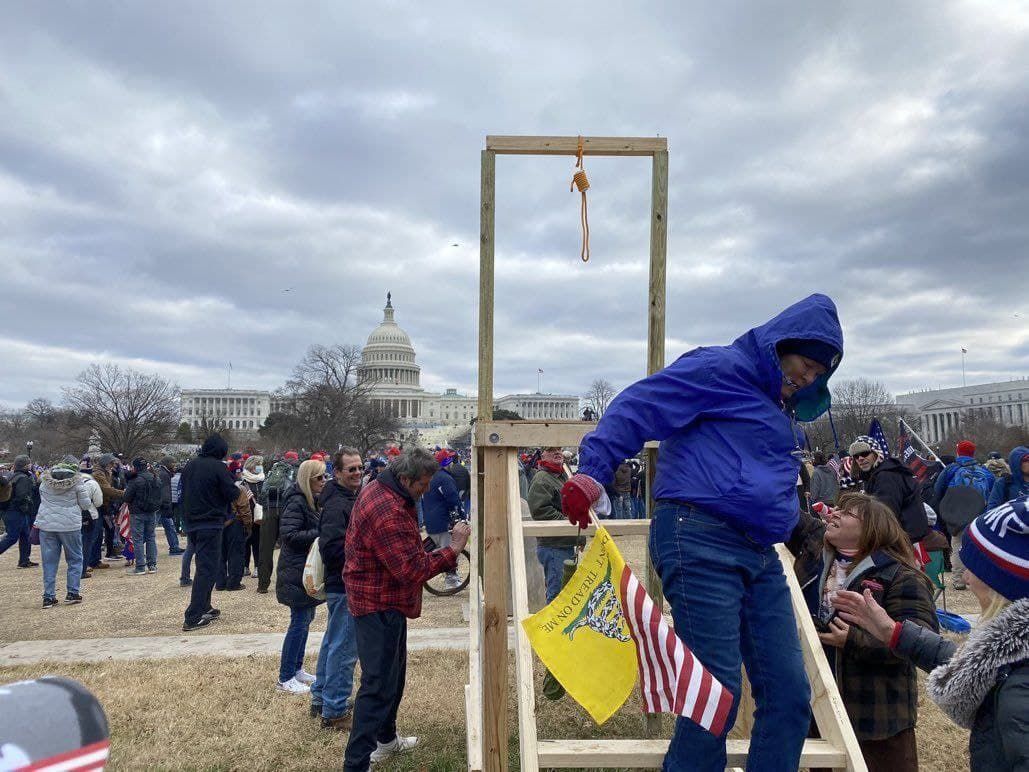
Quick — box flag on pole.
[522,527,732,733]
[898,419,933,484]
[868,418,891,458]
[961,347,967,354]
[538,368,544,374]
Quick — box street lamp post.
[26,440,34,459]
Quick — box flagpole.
[900,417,940,462]
[961,348,967,387]
[538,369,542,394]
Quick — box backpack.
[140,472,164,513]
[260,461,296,507]
[940,461,994,531]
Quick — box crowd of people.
[2,297,1026,771]
[0,439,473,770]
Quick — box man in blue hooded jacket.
[561,294,843,772]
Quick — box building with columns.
[181,293,581,437]
[897,377,1029,443]
[495,393,580,420]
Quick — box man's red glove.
[561,474,603,529]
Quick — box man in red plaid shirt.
[343,448,470,770]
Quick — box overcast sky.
[2,1,1027,411]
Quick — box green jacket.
[527,468,579,548]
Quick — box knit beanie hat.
[777,338,841,371]
[957,440,976,458]
[13,455,31,471]
[98,453,116,469]
[848,435,883,458]
[959,495,1029,601]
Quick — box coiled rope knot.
[570,136,590,262]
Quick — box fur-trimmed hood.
[927,598,1029,728]
[41,466,79,492]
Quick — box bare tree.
[62,364,179,458]
[829,378,897,446]
[345,399,400,456]
[584,379,616,418]
[939,412,1029,457]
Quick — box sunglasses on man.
[853,450,875,460]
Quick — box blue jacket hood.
[1010,446,1029,489]
[732,293,843,421]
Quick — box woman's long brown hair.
[835,492,919,571]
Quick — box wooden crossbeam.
[536,738,847,768]
[521,519,653,537]
[486,135,667,156]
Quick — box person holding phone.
[815,491,937,771]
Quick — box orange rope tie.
[570,136,590,262]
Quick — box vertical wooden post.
[482,447,511,771]
[643,149,669,738]
[477,149,496,579]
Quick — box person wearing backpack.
[157,457,184,556]
[934,440,994,590]
[257,451,299,594]
[849,436,929,542]
[122,458,163,576]
[0,455,39,568]
[987,446,1029,510]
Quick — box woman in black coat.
[274,459,325,694]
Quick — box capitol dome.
[360,292,421,390]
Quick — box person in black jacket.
[0,455,38,568]
[180,434,239,631]
[156,457,183,556]
[849,436,928,543]
[275,458,326,694]
[122,458,162,576]
[310,447,362,729]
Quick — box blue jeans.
[160,512,180,551]
[279,605,316,683]
[536,545,575,603]
[0,510,31,564]
[131,512,158,571]
[80,518,101,576]
[40,530,83,599]
[649,503,810,772]
[311,591,359,717]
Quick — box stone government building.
[180,294,579,439]
[897,377,1029,444]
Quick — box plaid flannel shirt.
[344,472,457,619]
[834,559,938,741]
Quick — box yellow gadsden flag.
[521,527,637,724]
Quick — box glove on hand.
[560,474,608,528]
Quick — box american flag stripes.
[616,564,734,735]
[19,739,110,771]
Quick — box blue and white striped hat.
[960,494,1029,601]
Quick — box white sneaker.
[276,677,310,694]
[250,569,259,578]
[294,669,316,685]
[370,735,418,763]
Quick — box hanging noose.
[570,136,590,262]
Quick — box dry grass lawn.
[0,651,971,771]
[0,548,465,643]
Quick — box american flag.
[616,564,733,735]
[19,739,110,771]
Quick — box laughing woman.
[274,458,326,694]
[815,491,938,772]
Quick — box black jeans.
[343,610,408,771]
[217,520,246,590]
[184,528,222,625]
[257,505,281,592]
[244,522,260,572]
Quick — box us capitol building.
[180,293,580,442]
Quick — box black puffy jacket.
[275,484,323,609]
[317,480,358,595]
[181,435,237,531]
[862,457,929,542]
